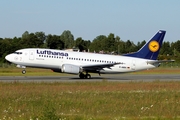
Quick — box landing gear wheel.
[79,73,85,79]
[22,70,26,74]
[79,73,91,79]
[86,74,91,79]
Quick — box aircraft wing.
[81,63,119,71]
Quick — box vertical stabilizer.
[123,30,166,60]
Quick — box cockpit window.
[14,52,23,55]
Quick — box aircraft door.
[29,50,34,60]
[131,60,136,70]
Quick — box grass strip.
[0,81,179,119]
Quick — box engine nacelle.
[61,64,80,74]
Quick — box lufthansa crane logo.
[148,40,159,52]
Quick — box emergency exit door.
[29,50,34,60]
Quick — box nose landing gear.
[17,65,26,74]
[22,69,26,74]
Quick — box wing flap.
[81,63,119,71]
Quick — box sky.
[0,0,180,43]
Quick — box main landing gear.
[79,73,91,79]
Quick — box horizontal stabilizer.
[147,60,175,64]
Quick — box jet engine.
[61,64,80,74]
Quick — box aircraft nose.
[5,54,12,62]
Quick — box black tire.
[22,70,26,74]
[79,73,85,79]
[86,74,91,79]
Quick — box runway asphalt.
[0,74,179,82]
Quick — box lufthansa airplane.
[5,30,170,79]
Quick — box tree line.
[0,30,180,63]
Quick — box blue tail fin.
[123,30,166,60]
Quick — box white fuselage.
[5,48,158,74]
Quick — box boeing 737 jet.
[5,30,171,78]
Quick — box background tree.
[173,40,180,53]
[35,32,46,47]
[106,33,116,52]
[160,41,172,55]
[117,40,126,54]
[75,37,91,52]
[46,34,64,49]
[83,40,91,52]
[171,41,180,62]
[124,40,136,53]
[60,30,74,49]
[75,37,84,51]
[89,35,107,53]
[0,30,180,64]
[21,31,45,48]
[115,36,121,54]
[0,38,13,62]
[137,40,146,50]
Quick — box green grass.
[132,67,180,74]
[0,81,180,119]
[0,66,180,119]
